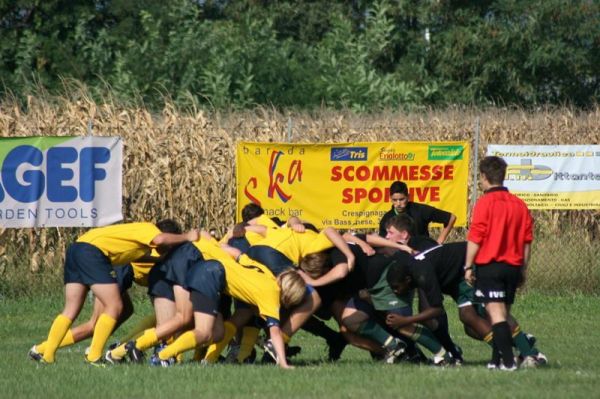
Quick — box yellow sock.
[110,342,128,360]
[237,326,259,363]
[35,342,46,354]
[36,328,75,354]
[42,314,72,363]
[119,314,157,343]
[86,314,117,362]
[165,336,184,363]
[135,328,159,351]
[512,326,521,338]
[60,329,76,347]
[484,332,494,344]
[159,331,198,360]
[204,321,237,363]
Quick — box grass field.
[1,292,599,399]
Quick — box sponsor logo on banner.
[428,145,464,160]
[0,136,123,227]
[488,144,600,209]
[330,147,368,161]
[379,148,415,161]
[506,159,553,181]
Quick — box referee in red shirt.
[464,156,533,371]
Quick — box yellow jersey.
[245,214,280,246]
[253,227,334,265]
[77,222,160,265]
[192,238,280,322]
[128,249,161,287]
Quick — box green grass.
[1,292,599,399]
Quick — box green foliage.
[0,0,597,110]
[313,1,419,110]
[428,0,599,106]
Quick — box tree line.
[1,0,598,110]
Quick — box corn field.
[0,93,599,295]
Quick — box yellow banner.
[236,142,469,229]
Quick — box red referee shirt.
[468,187,533,266]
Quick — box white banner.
[487,145,600,209]
[0,136,123,227]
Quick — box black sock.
[395,333,419,358]
[492,321,515,367]
[432,313,461,359]
[301,316,339,343]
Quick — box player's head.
[389,181,409,213]
[154,219,183,254]
[385,214,415,243]
[277,269,306,308]
[386,261,412,296]
[299,251,331,279]
[156,218,182,234]
[479,156,507,187]
[241,203,264,223]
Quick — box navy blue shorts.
[147,262,175,301]
[115,264,134,294]
[187,260,226,315]
[246,245,293,276]
[161,243,203,288]
[64,242,116,285]
[345,296,375,317]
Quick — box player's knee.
[212,328,224,343]
[111,301,124,318]
[340,317,359,332]
[459,306,478,324]
[194,328,213,345]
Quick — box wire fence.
[0,105,599,295]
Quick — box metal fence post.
[469,117,481,221]
[287,116,293,142]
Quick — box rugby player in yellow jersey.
[29,263,142,360]
[224,225,354,357]
[108,209,291,366]
[209,205,285,363]
[30,220,198,365]
[150,232,306,369]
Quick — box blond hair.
[277,269,306,308]
[299,251,329,279]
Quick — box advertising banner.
[487,145,600,209]
[237,141,469,229]
[0,136,123,227]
